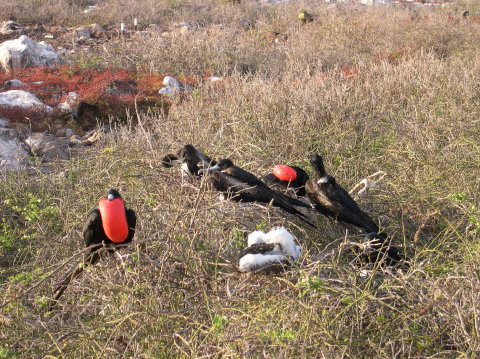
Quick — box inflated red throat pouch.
[272,164,297,182]
[98,197,129,243]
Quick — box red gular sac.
[98,196,129,243]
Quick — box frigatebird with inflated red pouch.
[50,189,136,308]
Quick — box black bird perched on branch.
[162,144,216,179]
[50,189,136,309]
[305,154,379,233]
[201,159,317,229]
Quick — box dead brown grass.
[1,1,480,358]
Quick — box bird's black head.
[289,166,310,187]
[178,144,197,160]
[463,10,470,18]
[217,158,234,170]
[310,154,327,177]
[106,188,121,201]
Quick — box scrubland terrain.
[1,0,480,357]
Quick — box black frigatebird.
[50,189,136,308]
[305,154,379,233]
[162,144,216,178]
[201,159,317,228]
[263,165,310,197]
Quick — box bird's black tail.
[48,252,100,311]
[272,192,318,230]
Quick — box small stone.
[3,79,25,89]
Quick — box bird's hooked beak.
[198,163,220,176]
[107,194,115,201]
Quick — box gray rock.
[0,118,9,127]
[4,79,25,89]
[25,133,71,161]
[74,26,91,40]
[0,35,66,72]
[0,90,53,113]
[0,126,30,172]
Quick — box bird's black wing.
[83,208,108,248]
[125,208,136,244]
[306,179,336,216]
[224,165,267,188]
[213,173,317,229]
[263,173,308,198]
[238,243,278,258]
[51,209,104,310]
[318,181,379,233]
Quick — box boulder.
[0,21,25,35]
[0,124,30,172]
[0,35,66,71]
[0,90,53,113]
[25,132,70,161]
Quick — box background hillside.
[1,0,479,357]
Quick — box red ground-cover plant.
[0,66,175,128]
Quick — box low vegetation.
[1,0,479,357]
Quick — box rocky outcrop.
[0,90,53,113]
[0,35,66,71]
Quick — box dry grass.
[1,1,480,358]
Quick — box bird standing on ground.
[162,144,216,179]
[298,10,314,24]
[238,227,302,273]
[50,189,136,308]
[305,154,379,233]
[201,159,317,228]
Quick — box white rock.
[4,79,25,89]
[57,101,72,112]
[67,92,78,102]
[0,126,30,172]
[0,35,66,71]
[158,76,192,96]
[0,90,52,112]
